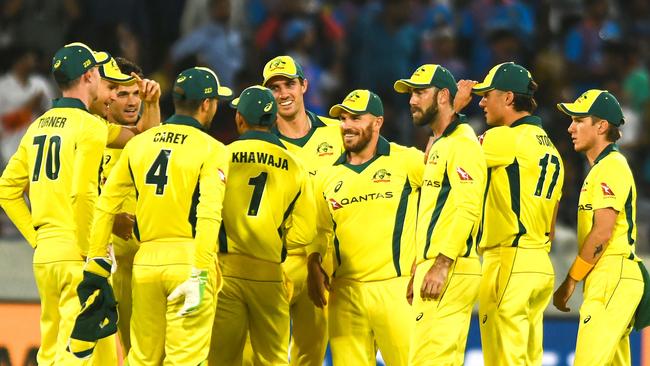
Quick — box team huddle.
[0,41,648,366]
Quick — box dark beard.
[343,123,374,153]
[413,103,438,126]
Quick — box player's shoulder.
[388,141,424,162]
[313,113,340,128]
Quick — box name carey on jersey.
[231,151,289,170]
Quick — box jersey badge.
[317,142,334,156]
[372,169,391,183]
[456,167,473,181]
[329,198,343,210]
[600,182,615,197]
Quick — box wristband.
[568,255,594,281]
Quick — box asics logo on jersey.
[263,102,273,112]
[583,315,591,324]
[456,167,473,181]
[334,181,343,192]
[482,315,487,324]
[317,142,334,156]
[372,169,391,183]
[329,198,343,210]
[600,182,615,196]
[416,312,424,321]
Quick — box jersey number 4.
[146,149,171,195]
[32,135,61,181]
[534,153,560,199]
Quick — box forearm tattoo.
[593,244,604,259]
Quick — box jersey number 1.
[534,153,560,199]
[146,149,171,195]
[32,135,61,181]
[247,172,268,216]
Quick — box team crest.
[427,151,439,165]
[269,58,287,71]
[372,169,391,182]
[456,167,473,181]
[345,91,361,103]
[317,142,334,156]
[600,182,615,197]
[581,181,588,192]
[329,198,343,210]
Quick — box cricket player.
[454,62,565,365]
[308,89,423,366]
[81,66,231,365]
[209,85,316,365]
[100,57,148,354]
[394,65,486,365]
[0,42,115,366]
[262,55,344,365]
[554,89,646,365]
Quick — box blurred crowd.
[0,0,649,244]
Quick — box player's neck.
[62,89,92,110]
[502,111,531,127]
[347,137,379,165]
[585,140,611,166]
[276,110,311,139]
[429,107,456,137]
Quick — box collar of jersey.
[52,97,88,111]
[239,130,286,149]
[593,143,619,165]
[272,110,327,147]
[164,114,203,130]
[440,113,468,137]
[510,115,542,128]
[334,135,390,173]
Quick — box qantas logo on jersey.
[328,192,394,210]
[218,168,226,183]
[231,151,289,170]
[456,167,473,181]
[372,169,391,182]
[317,142,334,156]
[423,179,441,188]
[600,182,615,197]
[578,203,593,211]
[478,133,486,145]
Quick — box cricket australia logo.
[317,142,334,156]
[372,169,391,183]
[269,58,286,71]
[427,151,439,165]
[345,91,361,103]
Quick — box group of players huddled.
[0,41,648,366]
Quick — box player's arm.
[480,127,516,168]
[0,140,36,247]
[285,167,317,252]
[107,75,161,148]
[421,141,485,300]
[553,208,617,312]
[307,171,334,308]
[168,143,228,316]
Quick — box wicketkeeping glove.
[167,267,208,316]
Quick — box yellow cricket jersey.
[219,130,316,263]
[88,114,229,269]
[102,146,138,256]
[577,144,638,259]
[479,115,564,251]
[0,98,110,258]
[314,137,424,281]
[272,111,343,176]
[418,117,486,262]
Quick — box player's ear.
[374,116,384,131]
[301,78,309,94]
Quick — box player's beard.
[412,92,439,127]
[343,122,374,153]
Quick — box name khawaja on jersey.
[231,151,289,170]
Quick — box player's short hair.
[114,57,143,78]
[56,76,83,91]
[512,80,538,113]
[173,98,209,114]
[592,116,621,142]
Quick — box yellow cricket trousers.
[113,253,134,355]
[409,257,481,366]
[574,255,643,366]
[33,240,116,366]
[127,242,219,366]
[282,247,332,366]
[329,276,412,366]
[209,254,292,366]
[479,247,554,366]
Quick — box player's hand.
[78,257,112,304]
[167,267,207,316]
[406,274,415,305]
[111,212,134,241]
[453,80,478,113]
[132,72,161,103]
[307,253,330,308]
[420,255,453,301]
[553,276,577,312]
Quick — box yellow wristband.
[568,255,595,281]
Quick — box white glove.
[167,268,207,316]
